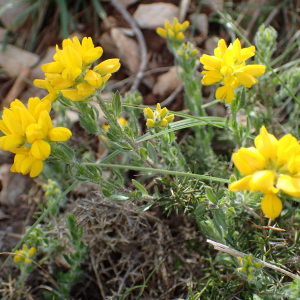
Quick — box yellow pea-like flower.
[230,126,300,219]
[0,98,72,177]
[144,103,174,128]
[200,38,265,103]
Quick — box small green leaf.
[79,114,98,134]
[206,187,218,205]
[147,142,158,164]
[139,148,148,160]
[109,195,129,202]
[102,188,112,197]
[136,201,155,213]
[113,91,122,117]
[132,179,148,195]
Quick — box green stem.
[83,162,230,183]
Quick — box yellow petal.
[84,70,103,88]
[200,55,222,70]
[159,119,168,126]
[1,134,24,151]
[176,32,185,40]
[28,247,37,257]
[30,140,51,160]
[261,193,282,219]
[249,170,278,194]
[20,156,35,174]
[159,107,168,118]
[254,126,278,160]
[33,79,47,89]
[218,39,227,57]
[239,65,265,77]
[61,89,84,102]
[30,160,43,177]
[51,77,75,89]
[277,175,300,197]
[146,119,155,127]
[165,115,174,123]
[238,46,255,62]
[144,107,154,119]
[156,28,167,38]
[2,115,23,135]
[77,83,95,97]
[164,19,172,30]
[94,59,121,75]
[235,72,257,88]
[26,124,45,144]
[229,175,252,191]
[41,62,64,73]
[156,103,162,113]
[181,20,189,31]
[277,134,298,162]
[48,127,72,142]
[232,152,256,176]
[238,147,268,170]
[232,38,241,61]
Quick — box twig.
[251,222,286,232]
[160,84,183,108]
[207,239,300,280]
[106,66,171,90]
[110,0,147,93]
[91,255,106,299]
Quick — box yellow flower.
[156,17,189,41]
[14,244,36,264]
[200,38,265,103]
[229,126,300,219]
[144,103,174,128]
[0,98,72,177]
[36,37,121,102]
[94,59,121,76]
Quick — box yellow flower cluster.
[34,37,121,102]
[0,98,72,177]
[229,126,300,219]
[144,103,174,128]
[14,244,36,264]
[156,18,189,41]
[200,38,265,103]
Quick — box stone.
[189,13,209,37]
[0,44,39,76]
[204,37,218,54]
[0,0,31,29]
[153,67,182,97]
[179,0,191,22]
[0,164,31,207]
[133,3,178,29]
[111,28,140,74]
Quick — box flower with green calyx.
[177,42,198,72]
[0,98,72,177]
[156,17,189,41]
[14,244,37,265]
[34,36,120,102]
[200,38,265,103]
[229,125,300,219]
[236,254,263,282]
[144,103,174,128]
